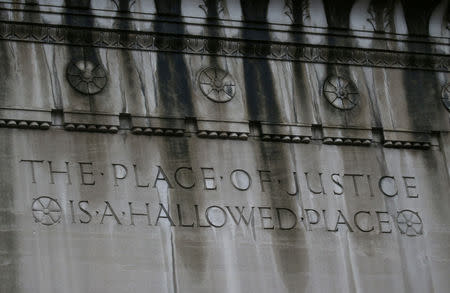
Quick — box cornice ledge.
[0,21,448,72]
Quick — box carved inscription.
[32,197,422,237]
[21,159,424,237]
[20,160,421,199]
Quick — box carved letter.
[366,175,375,197]
[194,205,211,227]
[20,159,43,183]
[322,209,335,231]
[205,206,227,228]
[174,167,195,189]
[258,170,271,192]
[230,169,251,191]
[376,211,392,233]
[78,201,92,224]
[112,163,128,186]
[276,208,297,230]
[333,210,354,232]
[79,162,95,185]
[379,176,398,197]
[344,173,364,196]
[133,164,150,188]
[305,172,325,195]
[177,204,194,227]
[305,209,320,231]
[48,161,71,184]
[403,176,419,198]
[155,203,175,226]
[100,201,121,225]
[153,166,173,189]
[354,211,374,232]
[129,202,151,225]
[200,167,217,190]
[69,200,76,224]
[285,172,300,196]
[225,206,254,226]
[331,173,343,195]
[258,207,274,229]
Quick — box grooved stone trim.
[0,22,448,72]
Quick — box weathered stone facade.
[0,0,449,292]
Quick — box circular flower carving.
[66,59,107,95]
[441,83,450,111]
[32,196,62,226]
[198,67,236,103]
[396,210,423,236]
[323,75,359,110]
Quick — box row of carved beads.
[323,137,372,146]
[0,119,50,129]
[262,134,311,143]
[0,117,434,150]
[198,130,248,140]
[65,123,118,133]
[132,127,185,136]
[383,140,430,149]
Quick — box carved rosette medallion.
[323,76,359,110]
[198,67,236,103]
[396,210,423,236]
[441,83,450,111]
[32,196,62,226]
[66,59,107,95]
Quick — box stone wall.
[0,1,449,292]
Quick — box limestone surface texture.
[0,0,449,292]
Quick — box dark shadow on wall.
[113,0,150,114]
[322,0,357,126]
[289,0,319,124]
[323,0,355,29]
[400,0,441,131]
[154,0,194,117]
[240,0,282,123]
[239,2,310,292]
[64,0,105,112]
[0,135,19,293]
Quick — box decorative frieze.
[0,22,448,72]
